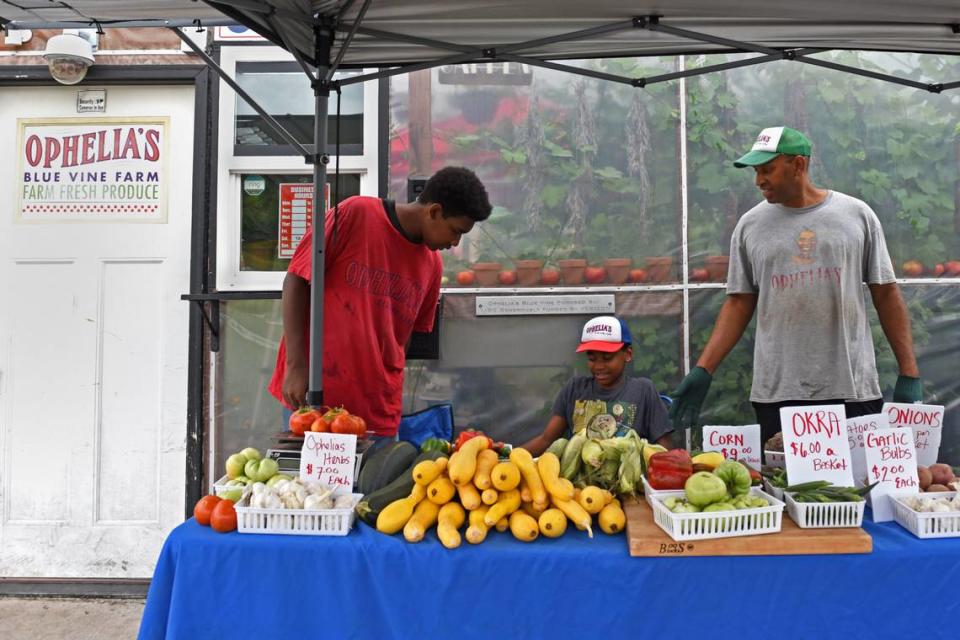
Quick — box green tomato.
[684,471,728,507]
[703,502,736,512]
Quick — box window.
[234,62,364,155]
[215,45,380,290]
[239,173,361,272]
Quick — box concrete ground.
[0,596,145,640]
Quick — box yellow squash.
[509,448,548,506]
[536,452,575,501]
[437,502,466,549]
[491,461,521,491]
[448,436,488,486]
[465,505,490,544]
[484,489,521,527]
[456,482,482,511]
[480,488,499,505]
[552,496,593,538]
[577,486,608,515]
[598,502,626,535]
[509,510,540,542]
[403,499,441,542]
[691,451,725,470]
[376,491,424,534]
[538,508,568,538]
[472,449,499,490]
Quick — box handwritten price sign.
[702,425,761,470]
[882,403,944,468]
[780,404,854,487]
[300,432,357,494]
[863,427,919,522]
[846,413,890,485]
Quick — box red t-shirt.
[268,196,442,435]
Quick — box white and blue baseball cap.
[576,316,632,353]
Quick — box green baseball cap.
[734,126,812,167]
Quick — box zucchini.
[355,450,446,526]
[356,441,418,496]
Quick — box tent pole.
[171,27,311,158]
[306,19,333,409]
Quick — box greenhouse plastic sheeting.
[139,517,960,640]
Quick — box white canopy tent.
[6,0,959,409]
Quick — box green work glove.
[893,375,922,403]
[669,366,713,430]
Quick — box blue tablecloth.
[139,516,960,640]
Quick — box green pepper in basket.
[420,438,451,455]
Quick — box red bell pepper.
[454,430,504,452]
[647,449,694,490]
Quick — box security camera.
[43,34,95,85]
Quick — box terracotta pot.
[645,256,674,283]
[705,255,729,282]
[471,262,502,287]
[514,259,544,286]
[557,258,587,285]
[602,258,633,285]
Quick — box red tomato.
[193,495,222,526]
[456,270,476,286]
[540,269,560,286]
[312,406,343,432]
[690,268,710,282]
[584,266,606,284]
[289,407,321,436]
[497,270,517,285]
[210,499,238,533]
[628,268,647,283]
[331,412,366,436]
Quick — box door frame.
[0,64,213,597]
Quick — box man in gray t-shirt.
[670,126,921,444]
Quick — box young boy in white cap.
[520,315,673,455]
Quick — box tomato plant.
[210,499,238,533]
[289,407,321,436]
[193,495,222,526]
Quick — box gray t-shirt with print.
[727,190,896,403]
[552,375,673,442]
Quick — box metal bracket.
[191,300,220,352]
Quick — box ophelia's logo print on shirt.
[792,228,817,265]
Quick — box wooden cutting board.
[625,498,872,557]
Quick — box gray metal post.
[306,21,332,409]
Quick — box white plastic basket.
[234,492,362,536]
[641,475,675,507]
[785,492,865,528]
[650,487,784,541]
[212,474,245,498]
[891,492,960,539]
[762,478,785,501]
[764,450,785,468]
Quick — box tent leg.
[306,21,333,409]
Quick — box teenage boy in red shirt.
[269,167,491,441]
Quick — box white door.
[0,85,193,577]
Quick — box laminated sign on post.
[882,402,944,468]
[863,427,919,522]
[846,413,890,485]
[300,432,357,493]
[277,183,330,258]
[702,425,761,470]
[780,405,854,487]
